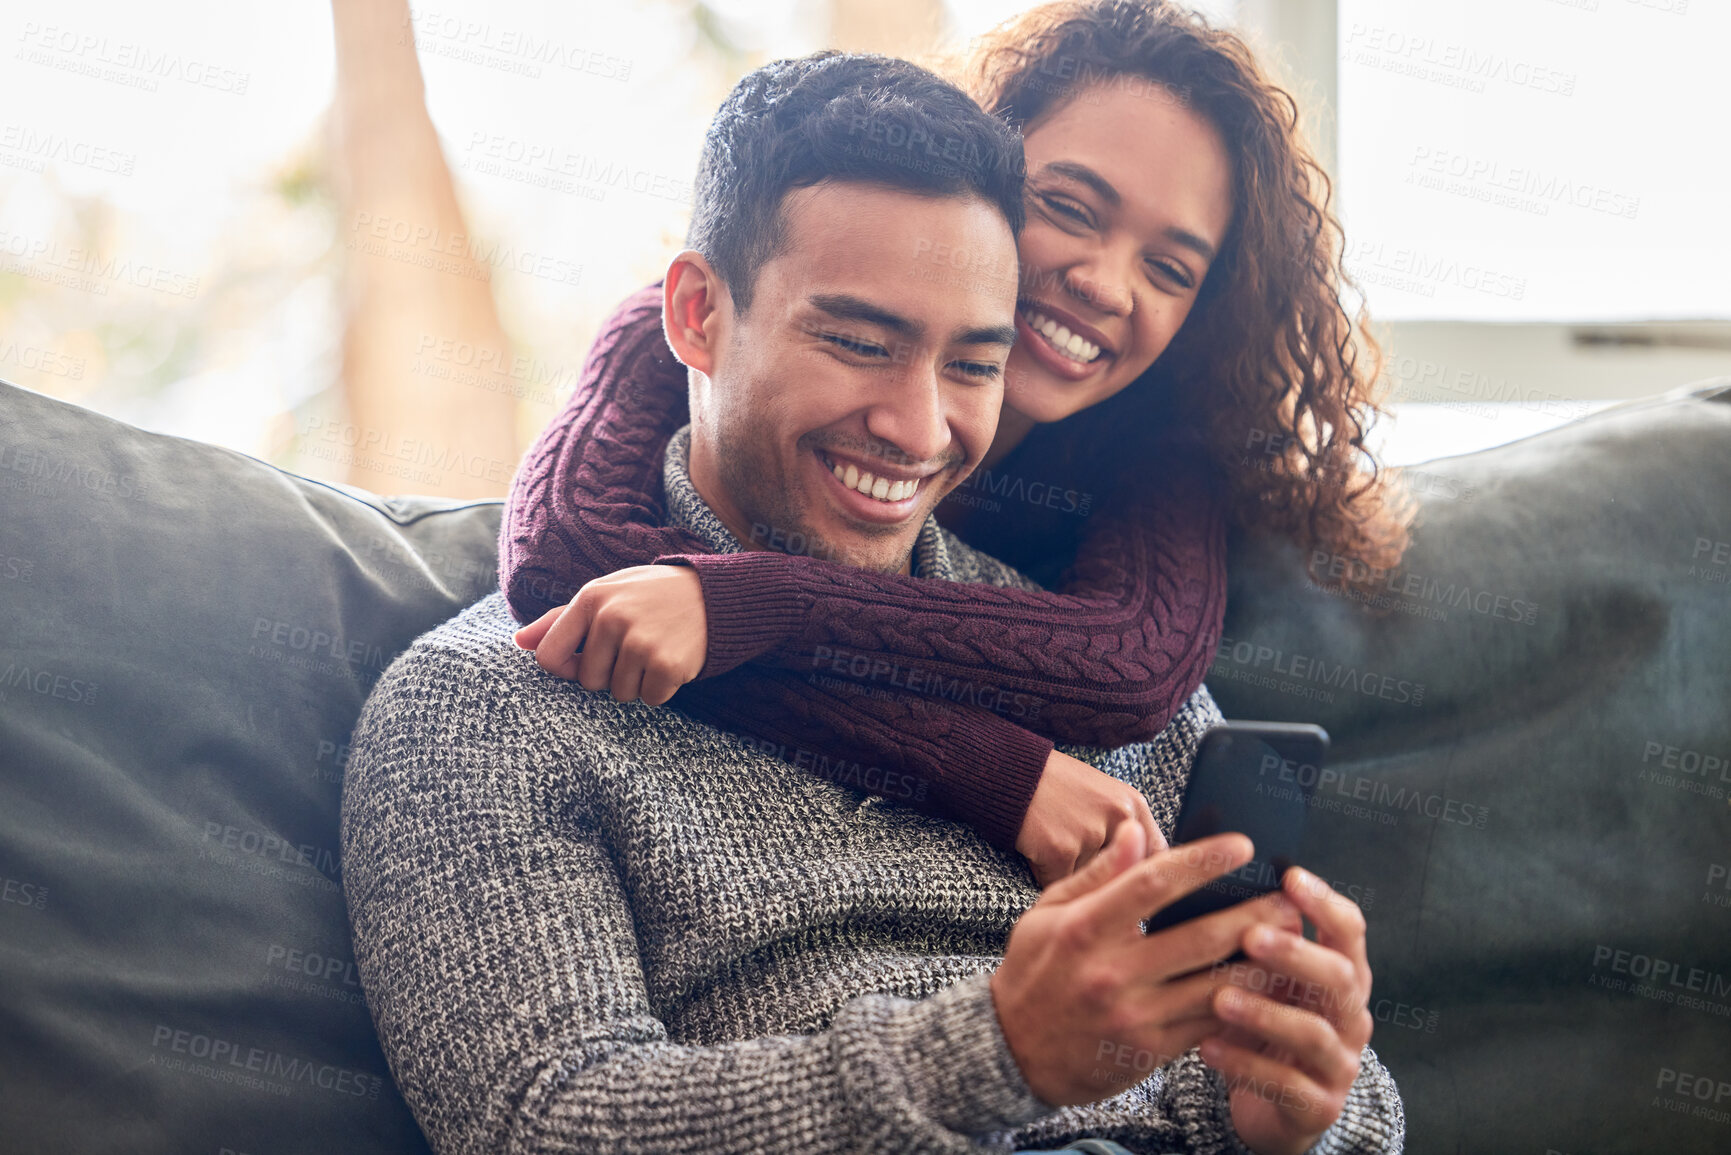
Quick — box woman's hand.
[1015,749,1167,887]
[513,565,708,705]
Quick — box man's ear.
[663,251,728,376]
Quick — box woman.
[504,0,1409,881]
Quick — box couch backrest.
[1,378,500,1154]
[4,375,1729,1154]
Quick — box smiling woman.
[502,0,1409,885]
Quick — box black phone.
[1144,720,1329,935]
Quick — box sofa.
[3,373,1728,1154]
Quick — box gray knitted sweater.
[339,429,1404,1155]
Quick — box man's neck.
[685,425,766,555]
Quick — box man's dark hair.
[687,51,1026,314]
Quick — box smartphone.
[1144,720,1329,935]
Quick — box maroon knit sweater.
[499,282,1228,851]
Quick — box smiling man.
[340,51,1403,1155]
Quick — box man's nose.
[862,360,951,470]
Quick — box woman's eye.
[1040,194,1091,226]
[1149,260,1196,292]
[824,334,887,358]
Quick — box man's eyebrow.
[1042,160,1219,264]
[955,322,1017,349]
[807,293,919,337]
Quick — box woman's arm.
[500,282,1229,750]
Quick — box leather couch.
[3,374,1727,1154]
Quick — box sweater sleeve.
[499,281,1229,752]
[674,663,1055,853]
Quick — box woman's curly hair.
[956,0,1412,583]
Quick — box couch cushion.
[1211,380,1731,1155]
[0,377,500,1154]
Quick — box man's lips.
[813,448,931,524]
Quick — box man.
[340,52,1403,1154]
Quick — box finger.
[1237,928,1369,1042]
[1037,819,1146,906]
[639,663,684,707]
[1141,886,1298,981]
[513,607,559,649]
[1136,801,1166,855]
[609,647,647,704]
[1211,985,1360,1091]
[539,592,598,673]
[1283,867,1370,978]
[574,616,622,693]
[1077,832,1253,939]
[1199,1032,1337,1134]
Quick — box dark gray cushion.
[3,373,1728,1154]
[1211,380,1731,1155]
[1,377,498,1154]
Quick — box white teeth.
[826,453,918,503]
[1023,308,1102,364]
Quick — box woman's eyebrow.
[1041,159,1218,264]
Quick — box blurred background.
[2,0,1727,498]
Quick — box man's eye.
[954,361,1002,381]
[824,334,887,358]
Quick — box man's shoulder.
[932,525,1043,593]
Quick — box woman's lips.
[1014,307,1113,382]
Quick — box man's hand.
[513,565,708,705]
[1202,867,1376,1155]
[990,825,1304,1109]
[1015,749,1166,887]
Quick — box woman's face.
[1005,79,1235,427]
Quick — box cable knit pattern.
[497,282,1229,846]
[340,601,1404,1154]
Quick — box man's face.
[685,181,1019,573]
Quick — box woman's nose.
[1064,257,1133,318]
